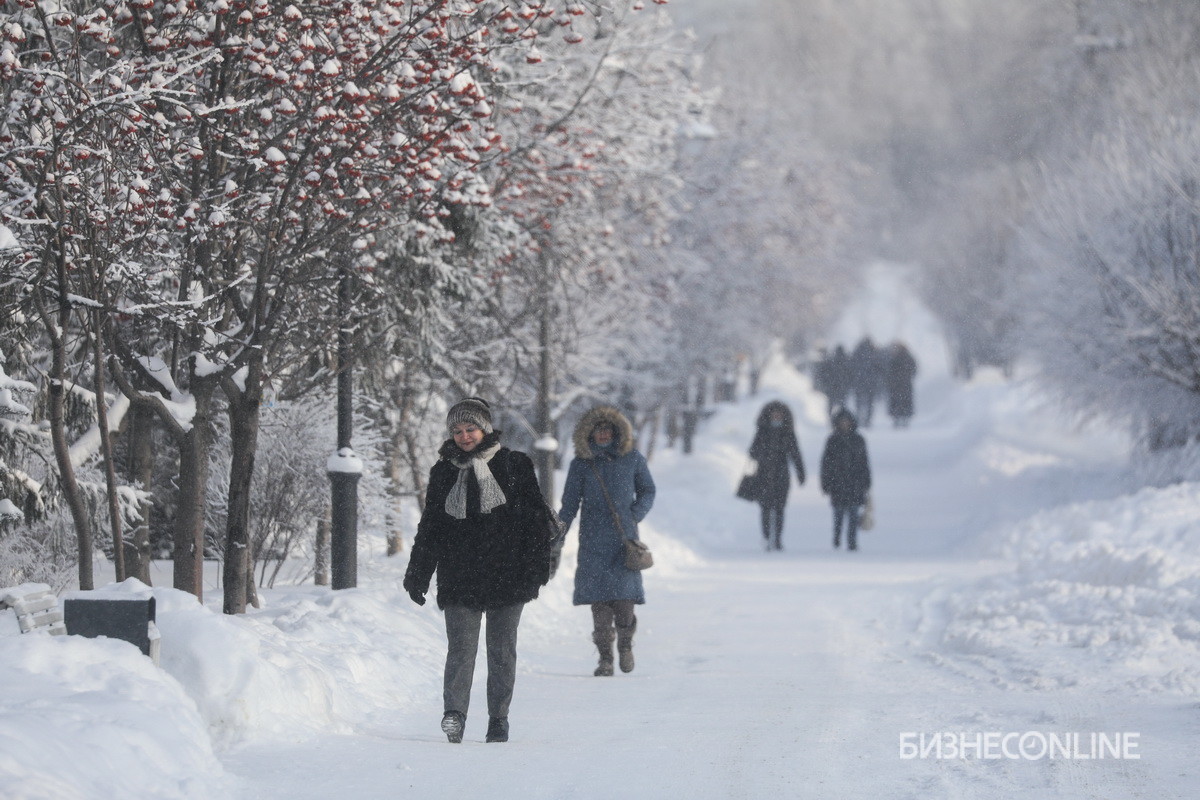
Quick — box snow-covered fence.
[0,582,67,636]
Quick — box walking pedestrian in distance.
[849,336,884,428]
[886,342,918,428]
[819,408,872,551]
[747,401,806,551]
[824,345,852,419]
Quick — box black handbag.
[735,473,758,502]
[588,461,653,571]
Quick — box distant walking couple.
[740,401,871,551]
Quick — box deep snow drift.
[2,264,1197,799]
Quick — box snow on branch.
[68,392,130,470]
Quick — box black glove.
[403,576,426,606]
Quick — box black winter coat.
[404,444,557,611]
[749,423,805,509]
[887,347,917,419]
[819,430,871,506]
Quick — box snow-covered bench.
[0,582,67,636]
[63,584,160,665]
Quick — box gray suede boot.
[592,628,615,676]
[615,617,637,673]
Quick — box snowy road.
[220,557,978,799]
[223,552,1187,799]
[213,268,1196,799]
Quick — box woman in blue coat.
[558,406,656,676]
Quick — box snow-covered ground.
[3,263,1197,799]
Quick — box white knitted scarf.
[445,442,506,520]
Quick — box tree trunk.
[386,430,404,556]
[315,507,331,586]
[91,320,125,583]
[642,406,660,462]
[383,385,408,557]
[534,254,556,502]
[222,366,263,615]
[47,373,95,590]
[174,376,216,600]
[405,426,428,511]
[126,403,155,584]
[109,348,214,599]
[37,255,94,590]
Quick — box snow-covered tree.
[355,1,701,497]
[480,3,698,465]
[0,350,106,590]
[0,0,563,610]
[663,0,857,404]
[1018,116,1200,445]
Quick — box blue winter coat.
[558,443,656,606]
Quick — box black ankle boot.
[486,716,509,743]
[441,711,465,744]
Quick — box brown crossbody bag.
[588,460,653,571]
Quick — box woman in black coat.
[819,408,872,551]
[886,342,918,428]
[403,398,558,745]
[747,401,805,551]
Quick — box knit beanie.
[446,397,494,434]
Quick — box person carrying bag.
[589,460,654,570]
[745,401,806,551]
[558,406,656,676]
[819,408,872,551]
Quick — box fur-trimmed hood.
[756,400,795,430]
[572,406,635,459]
[831,407,859,432]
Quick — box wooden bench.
[0,583,68,636]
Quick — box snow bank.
[0,511,699,798]
[152,581,445,749]
[930,483,1200,694]
[0,630,228,800]
[0,571,452,797]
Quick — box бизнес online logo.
[899,731,1141,760]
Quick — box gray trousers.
[443,603,525,718]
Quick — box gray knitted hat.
[446,397,494,434]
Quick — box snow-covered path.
[223,544,1184,799]
[215,265,1193,799]
[225,557,959,800]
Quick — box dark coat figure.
[747,401,805,551]
[819,408,871,551]
[886,342,918,428]
[404,398,557,745]
[849,337,883,427]
[404,440,553,611]
[824,345,851,416]
[559,406,656,676]
[811,348,829,397]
